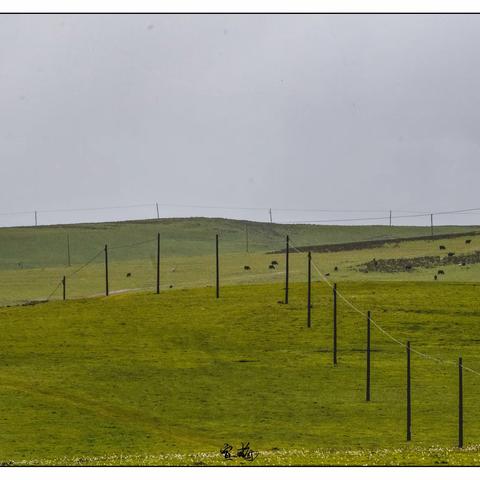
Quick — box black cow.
[269,265,276,270]
[434,275,438,280]
[466,239,472,244]
[334,266,339,272]
[438,270,445,275]
[271,260,279,266]
[244,265,251,270]
[126,272,131,278]
[439,245,446,250]
[448,252,455,257]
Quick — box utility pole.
[245,224,249,253]
[156,202,160,220]
[430,213,434,238]
[269,208,273,223]
[389,210,392,227]
[34,210,38,226]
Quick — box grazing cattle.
[171,267,176,272]
[434,275,438,280]
[169,284,174,288]
[271,260,279,266]
[325,273,330,277]
[244,265,251,270]
[334,266,338,272]
[466,239,472,244]
[126,272,131,278]
[405,265,412,271]
[461,262,466,266]
[439,245,446,250]
[438,270,445,275]
[447,252,455,257]
[269,265,276,270]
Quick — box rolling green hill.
[0,217,476,269]
[0,218,479,307]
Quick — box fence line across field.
[288,240,480,378]
[7,230,474,449]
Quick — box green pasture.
[0,224,479,306]
[0,280,480,465]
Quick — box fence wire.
[288,240,480,378]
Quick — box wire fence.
[0,230,477,448]
[289,240,480,379]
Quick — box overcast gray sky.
[1,14,479,226]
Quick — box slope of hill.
[0,217,476,269]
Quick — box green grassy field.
[0,218,479,306]
[2,218,480,466]
[1,280,480,466]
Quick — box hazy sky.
[1,14,480,226]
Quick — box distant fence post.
[285,235,289,305]
[307,251,311,328]
[66,233,71,267]
[407,340,412,441]
[216,234,219,299]
[62,275,66,301]
[104,244,109,297]
[333,283,337,365]
[459,357,464,448]
[156,233,160,294]
[366,311,371,401]
[430,213,434,238]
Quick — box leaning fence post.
[307,251,311,328]
[407,340,412,441]
[62,275,66,301]
[459,357,464,448]
[285,235,289,305]
[156,233,160,294]
[215,234,219,299]
[366,311,371,401]
[333,283,337,365]
[104,244,109,297]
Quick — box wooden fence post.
[459,357,463,448]
[285,235,289,305]
[216,234,219,299]
[156,233,160,294]
[307,251,311,328]
[407,341,412,441]
[366,311,371,401]
[104,244,109,297]
[333,283,337,365]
